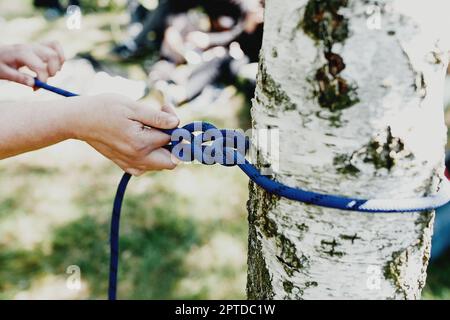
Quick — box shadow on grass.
[0,180,200,299]
[0,246,45,298]
[424,250,450,299]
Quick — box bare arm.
[0,94,180,176]
[0,42,180,175]
[0,98,77,159]
[0,42,65,86]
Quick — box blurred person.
[148,0,264,105]
[113,0,263,61]
[33,0,81,18]
[112,0,172,60]
[0,42,179,176]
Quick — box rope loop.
[165,121,249,166]
[32,79,450,300]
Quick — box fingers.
[13,42,64,82]
[33,44,62,77]
[137,148,178,171]
[42,41,65,64]
[161,103,177,117]
[89,131,178,176]
[122,121,171,156]
[0,64,34,87]
[137,125,172,149]
[133,103,179,129]
[116,148,179,175]
[15,49,49,82]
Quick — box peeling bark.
[247,0,449,299]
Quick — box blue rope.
[33,79,450,299]
[34,79,78,97]
[109,172,131,300]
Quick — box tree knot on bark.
[334,126,413,175]
[363,126,413,171]
[314,58,359,112]
[302,0,359,120]
[302,0,350,49]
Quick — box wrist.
[60,95,97,141]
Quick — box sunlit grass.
[423,252,450,300]
[1,0,449,301]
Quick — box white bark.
[247,0,449,299]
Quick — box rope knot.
[164,121,249,166]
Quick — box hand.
[244,7,264,33]
[186,31,210,50]
[162,27,188,64]
[0,42,65,87]
[71,94,180,176]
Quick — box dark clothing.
[33,0,80,10]
[169,0,247,21]
[134,0,253,50]
[134,0,171,49]
[235,24,263,62]
[139,0,262,104]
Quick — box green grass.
[48,195,199,299]
[0,165,247,299]
[0,246,45,298]
[423,251,450,299]
[0,0,248,299]
[0,1,449,301]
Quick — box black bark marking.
[302,0,359,120]
[364,126,412,171]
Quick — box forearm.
[0,91,180,173]
[0,97,84,159]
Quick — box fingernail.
[170,153,182,165]
[26,78,34,87]
[167,115,179,127]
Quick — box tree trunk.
[247,0,448,299]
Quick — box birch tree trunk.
[247,0,449,299]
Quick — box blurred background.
[0,0,449,299]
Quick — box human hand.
[71,94,180,176]
[186,31,210,50]
[244,9,264,33]
[162,26,188,64]
[0,42,65,87]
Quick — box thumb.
[134,103,180,129]
[0,65,34,87]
